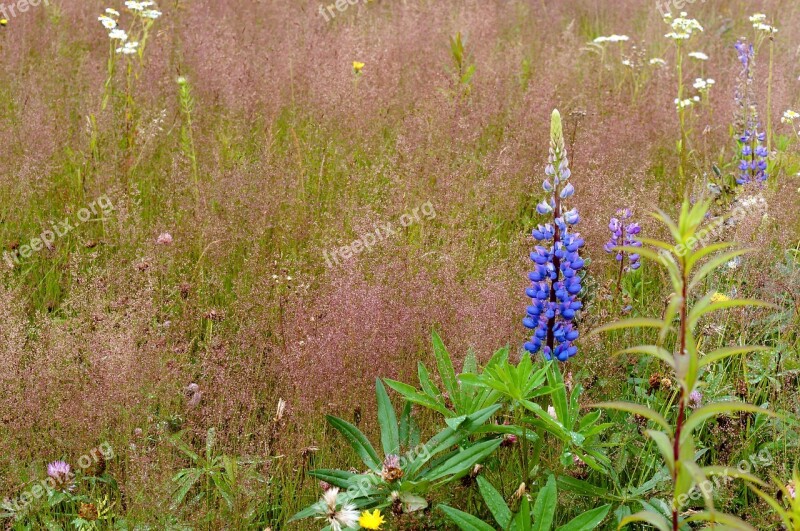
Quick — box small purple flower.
[688,390,703,409]
[734,40,768,186]
[604,208,642,272]
[47,460,72,486]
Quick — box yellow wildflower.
[0,19,7,26]
[710,292,730,303]
[353,61,365,74]
[359,509,385,529]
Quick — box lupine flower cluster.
[734,40,768,185]
[523,110,584,362]
[604,208,642,271]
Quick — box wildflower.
[185,383,202,407]
[359,509,386,530]
[649,58,667,66]
[733,40,768,185]
[47,461,72,486]
[710,292,731,303]
[501,433,518,447]
[315,488,360,531]
[688,51,708,61]
[1,18,7,26]
[787,481,796,500]
[693,78,715,92]
[156,232,173,245]
[116,41,139,55]
[593,34,629,44]
[782,110,799,124]
[142,9,162,19]
[381,454,403,482]
[547,405,558,421]
[665,12,703,40]
[352,61,365,74]
[108,29,128,41]
[604,208,642,271]
[105,8,120,16]
[125,1,146,11]
[688,390,703,409]
[98,15,117,29]
[674,98,696,109]
[523,110,585,362]
[749,13,767,23]
[754,23,778,34]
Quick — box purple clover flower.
[604,208,642,272]
[523,110,584,362]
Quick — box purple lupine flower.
[734,40,768,185]
[604,208,642,272]
[523,110,584,362]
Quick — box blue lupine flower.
[604,208,642,271]
[734,40,768,185]
[523,110,584,362]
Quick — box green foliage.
[440,475,612,530]
[591,199,778,530]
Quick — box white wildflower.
[782,110,799,124]
[125,1,145,11]
[754,22,778,34]
[116,41,139,55]
[108,28,128,41]
[665,12,704,40]
[688,51,708,60]
[649,58,667,66]
[142,9,162,19]
[315,488,359,531]
[693,78,715,91]
[749,13,767,23]
[105,8,120,16]
[98,15,117,29]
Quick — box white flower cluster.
[782,110,799,124]
[693,78,715,92]
[649,58,667,67]
[750,13,778,34]
[688,51,708,61]
[664,12,704,40]
[593,34,630,44]
[98,2,161,55]
[674,96,700,109]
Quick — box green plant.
[448,31,475,98]
[289,379,503,525]
[591,199,778,530]
[440,475,611,530]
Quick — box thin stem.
[671,261,688,531]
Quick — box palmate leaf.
[439,504,496,531]
[591,401,672,432]
[375,378,400,456]
[326,415,382,471]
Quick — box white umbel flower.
[109,28,128,41]
[116,41,139,55]
[688,51,708,60]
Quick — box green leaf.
[588,318,667,337]
[614,345,675,368]
[384,379,451,417]
[591,401,671,432]
[555,504,611,531]
[681,402,777,442]
[432,330,460,410]
[326,415,382,471]
[532,475,557,531]
[477,476,512,529]
[700,345,772,367]
[688,249,751,290]
[424,439,502,482]
[418,362,441,399]
[683,511,757,530]
[556,476,611,499]
[688,299,776,330]
[376,379,400,456]
[307,469,357,489]
[618,510,671,531]
[439,504,496,531]
[644,430,675,471]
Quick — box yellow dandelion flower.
[1,19,8,26]
[353,61,365,74]
[710,292,730,303]
[359,509,385,530]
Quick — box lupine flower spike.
[523,110,585,362]
[604,208,642,291]
[734,40,768,185]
